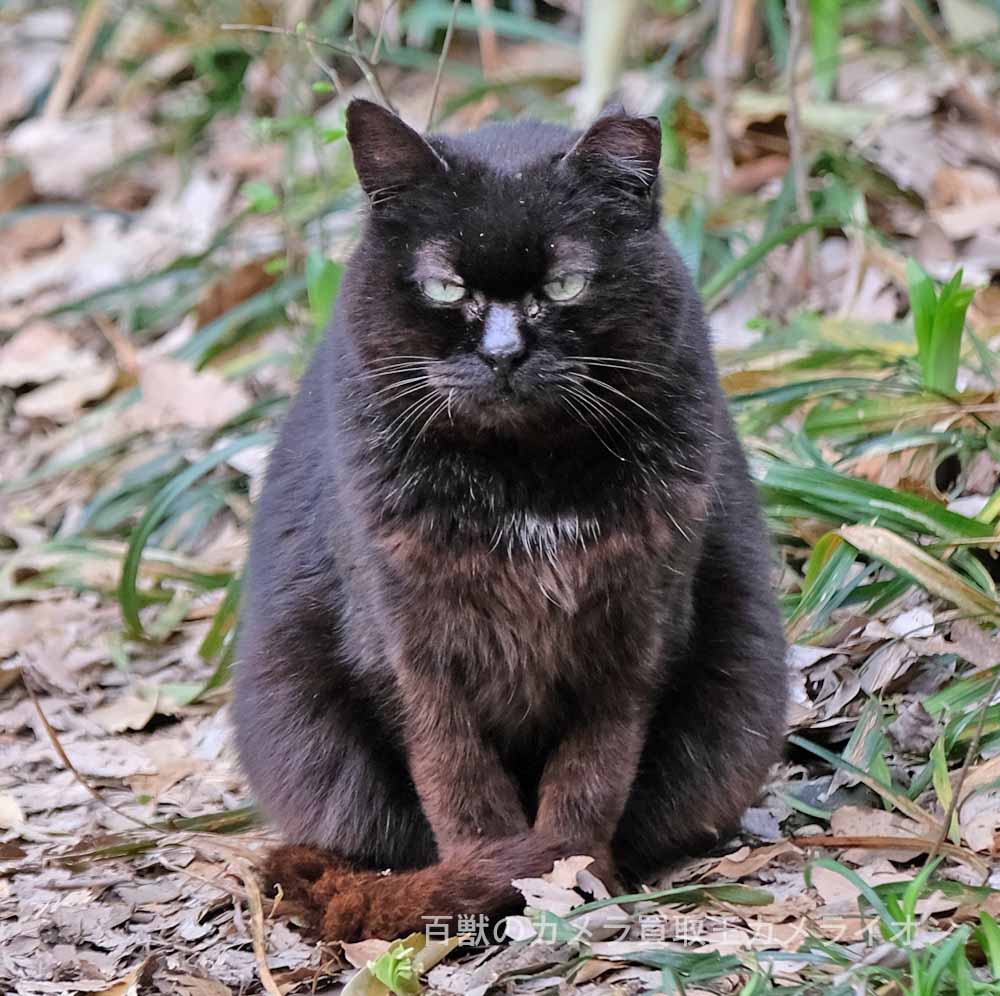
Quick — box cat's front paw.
[265,844,330,903]
[264,843,368,923]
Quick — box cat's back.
[241,339,340,620]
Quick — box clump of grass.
[907,260,976,394]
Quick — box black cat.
[231,99,787,942]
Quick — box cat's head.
[343,99,686,446]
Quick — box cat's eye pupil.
[420,278,466,304]
[543,274,587,302]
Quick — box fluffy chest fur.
[372,503,671,733]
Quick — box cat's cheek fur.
[233,103,788,944]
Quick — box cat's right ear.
[346,99,448,201]
[562,111,661,198]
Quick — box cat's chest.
[374,509,668,723]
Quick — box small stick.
[221,23,395,112]
[785,0,818,288]
[472,0,500,77]
[426,0,462,130]
[372,0,403,65]
[44,0,110,119]
[22,673,160,833]
[708,0,736,202]
[237,860,285,996]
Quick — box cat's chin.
[435,390,564,439]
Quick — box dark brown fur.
[232,100,788,941]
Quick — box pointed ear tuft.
[565,113,661,195]
[345,99,447,200]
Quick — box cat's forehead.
[412,235,598,283]
[401,122,603,290]
[430,121,577,175]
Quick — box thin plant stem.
[427,0,462,130]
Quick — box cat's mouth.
[423,357,562,429]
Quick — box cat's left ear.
[346,99,448,200]
[563,112,661,196]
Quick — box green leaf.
[907,261,976,392]
[530,908,587,944]
[809,0,841,100]
[930,737,961,844]
[977,912,1000,978]
[927,270,975,393]
[367,947,420,996]
[700,216,837,310]
[176,273,307,368]
[306,251,343,338]
[788,531,856,639]
[839,525,1000,621]
[755,459,995,540]
[805,858,897,936]
[240,180,279,214]
[907,258,936,380]
[118,432,272,638]
[401,0,576,46]
[567,882,773,920]
[789,734,942,831]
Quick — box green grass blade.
[839,525,1000,621]
[117,432,272,637]
[699,216,837,310]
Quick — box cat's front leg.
[397,663,530,857]
[534,702,647,885]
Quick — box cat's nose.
[478,305,526,376]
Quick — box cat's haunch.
[232,99,788,943]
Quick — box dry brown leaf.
[932,196,1000,241]
[930,165,1000,211]
[970,283,1000,334]
[947,618,1000,670]
[0,791,25,829]
[125,357,251,431]
[830,806,925,861]
[0,213,65,268]
[15,365,117,420]
[6,111,156,198]
[960,755,1000,801]
[709,841,800,879]
[234,860,283,996]
[959,789,1000,853]
[196,260,278,328]
[341,938,393,969]
[0,157,33,212]
[544,854,597,889]
[0,322,90,388]
[48,738,157,779]
[572,958,624,984]
[90,693,158,735]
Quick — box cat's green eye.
[420,278,466,304]
[543,274,588,302]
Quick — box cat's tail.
[265,833,570,942]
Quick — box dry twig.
[22,672,161,833]
[427,0,462,130]
[43,0,110,118]
[785,0,817,287]
[237,860,285,996]
[221,23,395,112]
[708,0,736,201]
